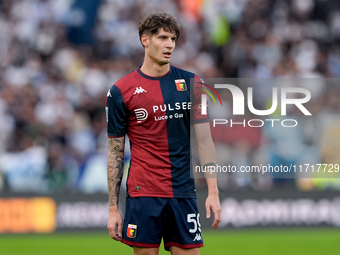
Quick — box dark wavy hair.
[138,13,180,47]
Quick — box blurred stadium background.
[0,0,340,254]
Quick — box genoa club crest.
[127,224,137,238]
[175,79,187,91]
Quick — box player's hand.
[107,206,123,241]
[205,193,221,230]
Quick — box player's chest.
[127,79,191,110]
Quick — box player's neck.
[140,59,170,77]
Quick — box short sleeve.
[106,85,129,137]
[192,75,209,124]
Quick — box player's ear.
[141,34,149,48]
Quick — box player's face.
[145,28,176,66]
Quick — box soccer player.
[106,13,221,255]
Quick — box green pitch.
[1,228,340,255]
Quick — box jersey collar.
[136,66,172,80]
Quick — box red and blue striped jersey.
[106,66,208,198]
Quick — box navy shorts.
[121,197,204,251]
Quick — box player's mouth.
[163,52,172,58]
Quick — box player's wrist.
[207,186,219,196]
[108,205,120,213]
[208,190,219,197]
[206,178,219,196]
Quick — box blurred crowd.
[0,0,340,194]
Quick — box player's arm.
[194,122,221,230]
[107,136,125,241]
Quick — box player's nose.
[165,38,175,49]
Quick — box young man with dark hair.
[106,13,221,255]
